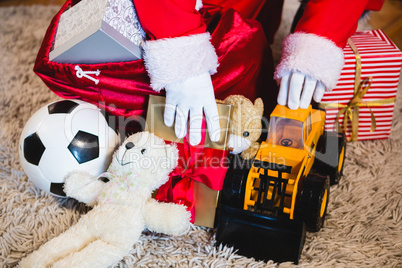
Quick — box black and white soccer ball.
[19,100,120,197]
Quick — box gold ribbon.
[320,39,396,141]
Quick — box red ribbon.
[155,120,229,223]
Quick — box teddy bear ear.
[222,95,233,105]
[254,98,264,117]
[165,143,179,169]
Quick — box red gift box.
[320,30,402,141]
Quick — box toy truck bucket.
[216,204,306,264]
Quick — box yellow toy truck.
[216,104,346,264]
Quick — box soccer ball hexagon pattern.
[19,100,120,197]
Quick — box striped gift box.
[320,30,402,141]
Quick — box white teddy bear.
[19,131,191,268]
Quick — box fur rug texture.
[1,1,401,267]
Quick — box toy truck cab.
[244,105,325,220]
[216,105,346,264]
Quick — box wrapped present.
[145,95,231,228]
[49,0,145,63]
[320,30,402,141]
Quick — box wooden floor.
[1,0,401,48]
[368,0,402,49]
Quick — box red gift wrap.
[320,30,402,141]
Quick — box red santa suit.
[275,0,385,91]
[133,0,385,95]
[132,0,218,92]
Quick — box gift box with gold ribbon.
[145,95,231,228]
[320,30,402,141]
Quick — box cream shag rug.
[1,1,401,267]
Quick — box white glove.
[277,70,326,110]
[164,72,221,146]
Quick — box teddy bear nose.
[125,142,135,150]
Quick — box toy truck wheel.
[298,174,330,232]
[219,155,253,208]
[314,131,346,185]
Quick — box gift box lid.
[49,0,145,64]
[145,95,231,150]
[321,30,402,105]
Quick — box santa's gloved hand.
[277,70,326,110]
[164,72,221,146]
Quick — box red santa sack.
[34,1,270,119]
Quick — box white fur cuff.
[195,0,203,10]
[142,32,218,92]
[274,32,344,90]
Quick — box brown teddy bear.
[223,95,264,160]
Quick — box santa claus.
[133,0,384,145]
[34,0,385,146]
